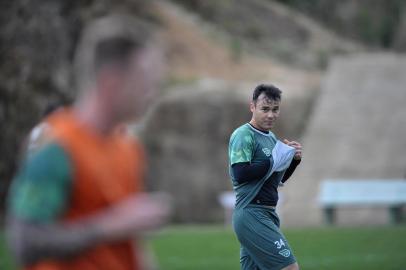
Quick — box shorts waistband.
[250,199,276,209]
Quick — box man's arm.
[231,159,272,184]
[281,159,301,183]
[6,143,170,266]
[229,128,258,183]
[7,194,170,266]
[6,216,99,264]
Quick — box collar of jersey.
[247,123,273,137]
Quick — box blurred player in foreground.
[228,84,302,270]
[6,14,170,270]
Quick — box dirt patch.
[156,1,321,94]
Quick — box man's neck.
[249,120,269,134]
[74,94,116,136]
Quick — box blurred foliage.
[175,0,406,52]
[0,0,156,218]
[276,0,406,49]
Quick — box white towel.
[271,140,296,172]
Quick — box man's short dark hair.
[94,37,138,72]
[74,14,153,92]
[252,84,282,103]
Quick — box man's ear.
[250,101,255,113]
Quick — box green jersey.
[228,123,295,209]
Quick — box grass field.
[1,225,406,270]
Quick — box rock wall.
[140,82,251,222]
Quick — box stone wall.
[140,82,251,222]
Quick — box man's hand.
[5,193,172,266]
[95,192,172,241]
[283,139,302,160]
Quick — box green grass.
[2,225,406,270]
[152,225,406,270]
[152,226,240,270]
[0,232,16,270]
[286,226,406,270]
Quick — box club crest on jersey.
[262,147,271,157]
[279,249,291,257]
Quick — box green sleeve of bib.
[8,143,73,222]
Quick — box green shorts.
[233,205,297,270]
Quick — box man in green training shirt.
[229,84,302,270]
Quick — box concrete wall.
[279,53,406,226]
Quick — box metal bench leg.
[324,207,335,225]
[389,206,402,224]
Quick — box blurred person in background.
[6,14,169,270]
[229,84,302,270]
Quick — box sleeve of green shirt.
[229,128,255,165]
[8,143,73,222]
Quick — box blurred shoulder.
[27,122,55,154]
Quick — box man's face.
[117,45,164,121]
[250,93,280,131]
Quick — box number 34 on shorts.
[274,238,291,258]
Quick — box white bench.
[318,179,406,224]
[218,191,236,225]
